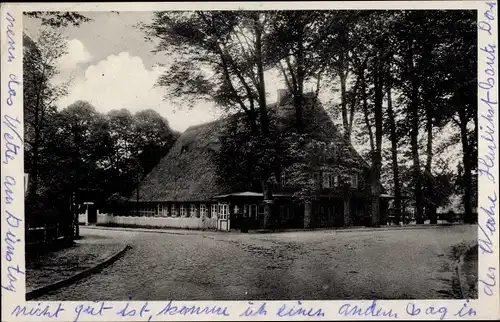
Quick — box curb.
[83,223,475,236]
[455,243,477,299]
[83,225,206,236]
[251,224,470,234]
[26,244,131,300]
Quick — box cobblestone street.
[35,225,477,301]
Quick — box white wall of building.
[97,213,218,230]
[78,211,88,225]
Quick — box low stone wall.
[97,213,217,230]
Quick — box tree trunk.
[360,72,375,153]
[459,113,474,223]
[261,179,273,229]
[425,106,437,224]
[410,89,423,224]
[295,25,305,134]
[28,92,42,197]
[303,200,312,228]
[254,15,274,228]
[371,51,384,227]
[340,72,349,141]
[386,84,402,223]
[343,195,352,226]
[407,50,424,224]
[254,18,269,138]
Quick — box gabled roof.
[135,96,370,202]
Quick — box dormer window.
[322,172,338,189]
[281,170,287,187]
[322,172,331,188]
[330,142,337,158]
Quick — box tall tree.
[444,11,477,223]
[23,29,70,198]
[55,101,114,206]
[267,11,333,132]
[142,11,277,227]
[349,12,393,226]
[385,69,403,223]
[134,109,179,175]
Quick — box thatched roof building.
[135,94,369,203]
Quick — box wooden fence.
[26,221,77,250]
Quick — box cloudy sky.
[23,11,293,133]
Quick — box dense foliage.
[143,10,477,226]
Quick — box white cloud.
[59,39,93,70]
[57,52,221,132]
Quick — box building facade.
[128,92,387,230]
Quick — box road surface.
[36,225,477,300]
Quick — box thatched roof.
[135,96,369,202]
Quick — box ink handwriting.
[338,300,398,318]
[276,301,325,317]
[479,266,496,296]
[5,12,16,62]
[406,300,476,319]
[3,114,23,165]
[477,1,498,300]
[156,301,230,317]
[74,301,113,322]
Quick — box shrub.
[103,193,132,216]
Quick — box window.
[282,206,293,220]
[258,204,265,216]
[330,142,336,155]
[322,172,337,188]
[313,172,320,187]
[322,172,331,188]
[200,204,207,218]
[279,205,285,218]
[158,204,169,217]
[211,204,217,218]
[190,204,197,217]
[351,173,358,188]
[172,204,178,217]
[281,170,287,187]
[359,176,365,189]
[180,204,187,217]
[219,203,229,220]
[250,204,257,218]
[234,205,240,214]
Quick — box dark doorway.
[87,203,97,224]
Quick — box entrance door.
[87,204,97,224]
[217,203,230,231]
